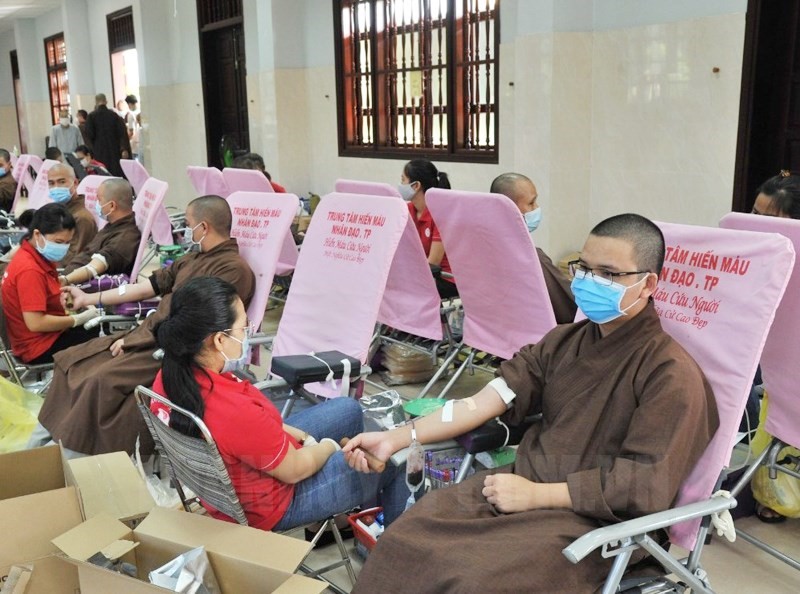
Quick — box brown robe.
[354,304,719,593]
[38,239,255,455]
[63,212,141,276]
[0,172,16,212]
[63,195,98,268]
[537,247,577,325]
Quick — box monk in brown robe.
[47,163,98,268]
[491,172,577,324]
[60,179,141,285]
[344,213,719,593]
[34,195,255,456]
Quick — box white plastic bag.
[149,546,220,594]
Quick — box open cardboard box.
[53,507,325,593]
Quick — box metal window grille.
[108,7,135,53]
[197,0,243,29]
[44,34,69,125]
[335,0,499,162]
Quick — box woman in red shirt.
[1,204,100,363]
[151,276,409,531]
[398,159,458,298]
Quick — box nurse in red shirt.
[398,159,458,298]
[150,276,409,531]
[1,204,100,363]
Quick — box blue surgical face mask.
[95,201,110,221]
[49,187,72,204]
[35,234,70,262]
[0,167,7,178]
[571,273,647,324]
[221,332,251,373]
[397,182,417,202]
[524,207,542,233]
[180,222,206,251]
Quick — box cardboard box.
[53,507,326,593]
[66,452,154,524]
[0,486,83,592]
[0,444,65,501]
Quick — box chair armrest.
[270,350,361,386]
[454,415,540,454]
[562,494,737,564]
[84,314,137,330]
[249,332,274,348]
[390,439,461,466]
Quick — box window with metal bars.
[334,0,499,162]
[44,33,69,125]
[107,7,135,53]
[197,0,243,29]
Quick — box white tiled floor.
[258,302,800,593]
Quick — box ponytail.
[404,159,451,193]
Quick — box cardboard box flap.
[0,445,66,501]
[272,574,328,594]
[0,487,83,574]
[135,507,311,572]
[66,452,155,522]
[26,555,80,594]
[52,512,136,562]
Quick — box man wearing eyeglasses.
[32,195,256,458]
[345,213,719,593]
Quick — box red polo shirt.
[1,240,66,362]
[408,201,454,281]
[152,369,299,530]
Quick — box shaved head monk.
[32,195,255,458]
[344,213,719,592]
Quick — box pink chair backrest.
[187,166,230,198]
[9,155,31,212]
[426,189,557,358]
[131,175,173,247]
[720,213,800,448]
[652,221,794,549]
[130,178,169,281]
[334,179,401,197]
[339,181,441,340]
[27,155,43,173]
[271,192,408,395]
[120,159,150,196]
[77,175,121,230]
[222,168,274,193]
[275,228,299,276]
[27,159,60,210]
[228,191,298,332]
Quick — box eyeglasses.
[222,320,256,339]
[568,260,649,287]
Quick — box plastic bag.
[752,450,800,518]
[149,546,220,594]
[0,377,43,454]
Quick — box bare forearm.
[24,313,73,333]
[63,258,109,285]
[93,281,155,307]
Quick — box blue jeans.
[273,397,409,530]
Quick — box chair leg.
[437,349,475,399]
[418,342,463,398]
[297,516,357,594]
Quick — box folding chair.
[26,159,59,210]
[0,300,52,393]
[9,154,36,214]
[187,165,230,198]
[422,188,558,398]
[261,192,408,414]
[561,221,794,593]
[134,385,356,594]
[334,179,454,373]
[76,174,121,230]
[720,212,800,572]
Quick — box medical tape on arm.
[488,377,516,409]
[84,264,99,278]
[440,396,479,423]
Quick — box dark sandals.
[755,502,787,524]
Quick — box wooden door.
[734,0,800,211]
[200,23,249,167]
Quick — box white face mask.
[81,157,90,167]
[59,117,70,127]
[397,182,417,202]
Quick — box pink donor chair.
[9,154,33,213]
[120,159,150,196]
[130,177,170,281]
[334,179,401,198]
[223,167,274,193]
[187,166,230,198]
[26,159,60,210]
[77,175,121,230]
[269,192,408,401]
[563,221,794,594]
[423,188,557,397]
[720,212,800,571]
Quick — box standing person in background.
[0,149,16,212]
[48,110,84,154]
[124,95,141,161]
[76,110,90,149]
[85,94,129,177]
[399,159,457,298]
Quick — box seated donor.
[344,213,720,593]
[59,179,141,285]
[0,204,100,364]
[47,163,98,267]
[32,195,256,458]
[231,152,287,192]
[74,145,111,177]
[0,148,16,212]
[152,276,410,530]
[491,172,577,324]
[399,159,457,299]
[44,147,64,163]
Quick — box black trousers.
[26,325,101,365]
